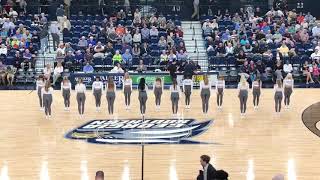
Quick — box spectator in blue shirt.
[87,36,96,46]
[122,49,133,67]
[74,50,84,64]
[83,62,94,73]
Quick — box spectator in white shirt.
[8,8,18,19]
[225,42,234,55]
[312,24,320,37]
[0,44,7,56]
[283,61,293,75]
[311,49,320,60]
[110,63,125,73]
[53,62,64,85]
[43,64,52,80]
[132,29,141,44]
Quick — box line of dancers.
[35,72,294,119]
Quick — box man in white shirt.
[0,44,7,56]
[311,49,320,60]
[312,24,320,37]
[283,61,293,75]
[53,62,64,85]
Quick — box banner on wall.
[69,72,218,88]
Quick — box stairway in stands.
[181,21,208,71]
[35,23,62,71]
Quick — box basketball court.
[0,89,320,179]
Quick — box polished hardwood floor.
[0,89,320,180]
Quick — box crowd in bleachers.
[202,7,320,84]
[0,1,43,86]
[59,8,188,72]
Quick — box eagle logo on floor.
[65,119,213,144]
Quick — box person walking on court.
[106,77,116,115]
[153,77,163,111]
[274,79,283,114]
[197,155,217,180]
[200,74,211,114]
[36,75,45,111]
[61,76,71,111]
[75,78,86,118]
[283,73,294,109]
[41,81,53,119]
[182,75,193,109]
[92,77,103,112]
[252,77,262,110]
[123,72,132,110]
[138,78,148,116]
[170,78,180,116]
[238,75,249,116]
[215,76,225,109]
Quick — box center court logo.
[65,119,213,144]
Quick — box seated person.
[93,42,105,58]
[83,62,94,73]
[110,63,125,73]
[52,62,63,85]
[122,49,133,67]
[112,50,122,65]
[21,49,32,69]
[136,60,147,72]
[0,61,6,85]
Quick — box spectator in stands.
[49,21,60,51]
[133,29,141,44]
[133,8,142,25]
[2,18,15,32]
[64,51,75,71]
[283,61,293,75]
[56,4,64,25]
[303,60,314,84]
[110,63,124,73]
[160,50,168,65]
[43,64,52,80]
[150,26,159,37]
[177,49,188,61]
[84,48,94,64]
[221,29,231,42]
[115,24,125,37]
[141,24,150,42]
[136,59,147,72]
[141,42,150,56]
[61,16,71,32]
[312,62,320,83]
[87,36,96,46]
[176,26,184,38]
[57,43,65,55]
[64,43,74,54]
[242,43,253,54]
[78,36,88,50]
[168,50,177,62]
[311,49,320,60]
[55,51,65,63]
[0,44,7,57]
[203,24,213,37]
[236,50,247,67]
[122,30,133,45]
[225,42,234,55]
[93,42,105,58]
[14,51,22,68]
[112,50,122,65]
[117,9,126,20]
[132,44,141,57]
[75,50,84,64]
[122,49,133,67]
[8,8,18,19]
[39,24,48,54]
[0,61,6,85]
[158,36,167,49]
[104,42,115,57]
[53,62,63,85]
[108,31,118,43]
[216,43,226,56]
[31,30,40,45]
[21,49,32,69]
[89,25,99,39]
[83,62,94,73]
[278,42,289,57]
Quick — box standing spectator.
[49,21,60,51]
[191,0,199,20]
[39,24,49,54]
[56,4,64,25]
